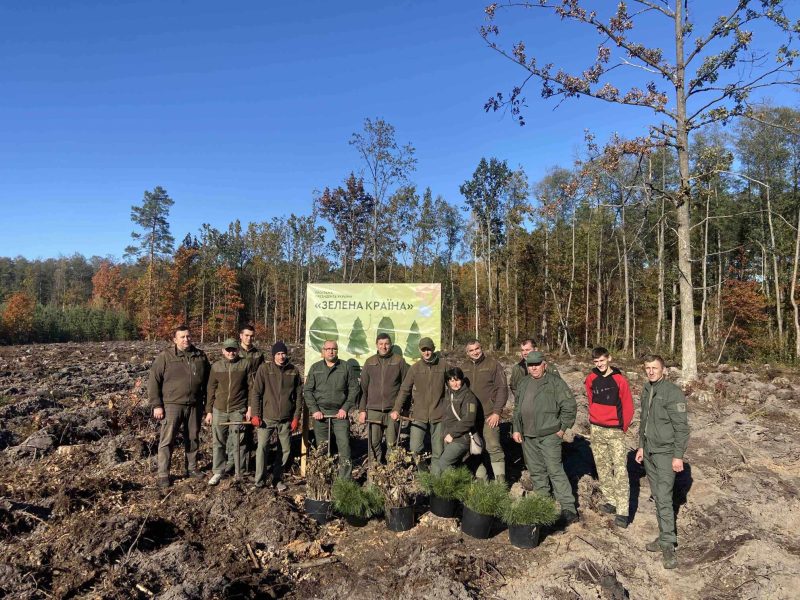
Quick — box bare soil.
[0,342,798,599]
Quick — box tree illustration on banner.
[309,316,339,352]
[347,317,370,357]
[404,321,421,359]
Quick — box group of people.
[148,324,689,570]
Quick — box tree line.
[3,107,800,367]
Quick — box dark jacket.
[441,386,478,446]
[205,355,251,413]
[239,345,265,380]
[393,352,446,423]
[249,360,302,422]
[639,378,689,459]
[585,367,634,431]
[148,345,210,409]
[513,371,576,437]
[359,352,409,412]
[463,354,508,417]
[304,358,360,415]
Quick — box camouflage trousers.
[590,424,630,517]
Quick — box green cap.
[418,337,435,351]
[526,351,545,365]
[222,338,239,350]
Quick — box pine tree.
[347,317,370,357]
[124,186,175,340]
[404,320,421,359]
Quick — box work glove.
[290,417,299,433]
[250,416,262,428]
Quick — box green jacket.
[463,354,508,417]
[249,360,302,421]
[239,345,265,381]
[205,355,251,413]
[509,359,562,398]
[513,371,576,437]
[304,358,360,415]
[359,353,409,412]
[639,378,689,459]
[393,352,446,423]
[441,386,478,446]
[148,345,210,409]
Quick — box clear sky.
[2,1,797,260]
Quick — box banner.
[304,283,441,375]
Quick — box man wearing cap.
[512,351,579,524]
[358,333,410,464]
[304,340,360,479]
[249,341,302,491]
[391,337,446,473]
[204,337,253,486]
[635,354,689,570]
[510,338,561,399]
[462,339,508,482]
[148,325,210,489]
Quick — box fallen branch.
[246,542,261,569]
[294,556,337,569]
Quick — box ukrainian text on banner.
[304,283,441,376]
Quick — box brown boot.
[661,545,677,569]
[645,538,661,552]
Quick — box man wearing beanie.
[205,337,252,486]
[391,337,447,473]
[249,341,302,491]
[358,333,409,464]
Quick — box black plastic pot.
[461,505,494,539]
[430,495,459,518]
[344,513,370,527]
[508,523,540,548]
[304,498,332,525]
[386,506,415,532]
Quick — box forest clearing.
[0,341,798,599]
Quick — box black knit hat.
[271,341,288,355]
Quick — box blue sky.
[2,1,798,260]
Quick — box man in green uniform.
[304,340,360,479]
[512,351,579,524]
[205,338,252,486]
[249,341,302,491]
[239,324,264,471]
[148,325,210,489]
[635,354,689,570]
[238,324,265,375]
[509,338,536,399]
[391,337,446,473]
[510,338,561,398]
[462,339,508,482]
[358,333,409,465]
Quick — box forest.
[2,106,800,368]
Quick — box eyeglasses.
[323,347,338,352]
[528,362,543,366]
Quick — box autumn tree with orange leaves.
[1,292,36,343]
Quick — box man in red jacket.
[585,346,634,528]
